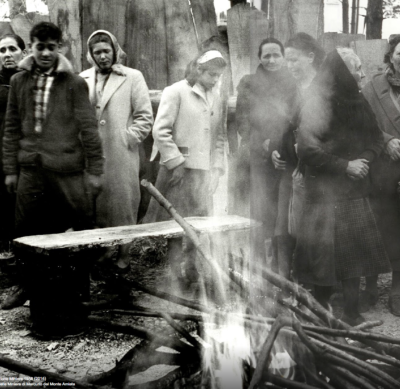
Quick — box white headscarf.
[86,30,127,76]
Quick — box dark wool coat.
[363,73,400,271]
[294,50,388,285]
[3,55,103,176]
[234,65,297,236]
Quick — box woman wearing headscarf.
[294,48,390,325]
[144,50,227,222]
[271,33,325,281]
[0,34,27,251]
[80,30,153,270]
[234,38,297,276]
[362,36,400,316]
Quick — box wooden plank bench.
[13,216,261,338]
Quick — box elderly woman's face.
[259,43,284,72]
[92,41,114,71]
[390,42,400,77]
[285,47,315,81]
[0,37,25,69]
[343,54,365,89]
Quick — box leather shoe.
[389,295,400,317]
[1,285,28,310]
[340,313,366,327]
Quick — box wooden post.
[190,0,219,45]
[48,0,83,73]
[164,0,198,85]
[126,0,168,90]
[81,0,129,70]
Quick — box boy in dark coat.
[1,22,104,309]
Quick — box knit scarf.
[386,67,400,87]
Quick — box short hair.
[0,34,25,51]
[185,49,227,86]
[258,38,284,58]
[30,22,62,43]
[384,35,400,71]
[336,47,360,73]
[285,32,325,70]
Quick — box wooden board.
[350,39,388,83]
[164,0,198,85]
[14,216,260,256]
[227,3,269,93]
[190,0,218,45]
[322,32,365,53]
[126,0,168,90]
[81,0,128,70]
[48,0,82,73]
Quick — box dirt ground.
[0,248,399,385]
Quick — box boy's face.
[30,37,59,71]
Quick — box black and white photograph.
[0,0,400,387]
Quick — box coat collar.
[191,81,215,108]
[371,73,400,136]
[80,66,126,118]
[18,54,74,74]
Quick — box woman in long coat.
[145,50,226,222]
[363,36,400,316]
[235,38,297,275]
[295,49,390,325]
[80,30,153,268]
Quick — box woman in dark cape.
[235,38,297,271]
[294,48,390,325]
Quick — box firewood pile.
[1,182,400,388]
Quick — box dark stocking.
[342,277,361,319]
[314,285,332,309]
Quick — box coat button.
[100,120,106,126]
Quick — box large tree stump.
[81,0,128,70]
[227,3,269,93]
[165,0,198,85]
[48,0,83,73]
[126,0,168,90]
[271,0,324,43]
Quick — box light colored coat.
[80,66,153,227]
[150,80,225,172]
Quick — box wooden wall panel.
[164,0,198,85]
[48,0,82,73]
[126,0,168,90]
[81,0,128,70]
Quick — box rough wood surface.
[81,0,128,69]
[227,3,269,93]
[350,39,388,82]
[165,0,198,85]
[14,216,256,255]
[190,0,218,45]
[0,22,13,36]
[270,0,291,44]
[321,32,365,53]
[48,0,82,72]
[126,0,168,90]
[10,13,49,48]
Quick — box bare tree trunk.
[351,0,357,34]
[342,0,349,33]
[366,0,383,39]
[7,0,26,18]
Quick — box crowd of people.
[236,33,400,325]
[0,20,399,326]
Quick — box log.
[264,374,322,389]
[0,355,100,389]
[111,309,204,323]
[354,320,384,331]
[164,0,198,85]
[319,364,372,389]
[126,0,168,90]
[81,0,128,69]
[48,0,82,72]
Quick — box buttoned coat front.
[150,80,225,172]
[80,66,153,227]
